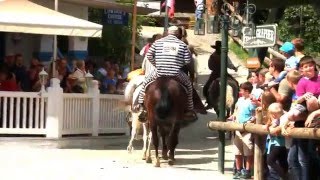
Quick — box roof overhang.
[0,0,102,37]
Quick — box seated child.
[274,42,300,83]
[103,69,117,94]
[284,57,320,126]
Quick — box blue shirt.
[236,97,256,124]
[103,78,117,87]
[266,119,286,154]
[285,56,300,69]
[266,134,286,154]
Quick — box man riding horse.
[203,40,239,109]
[135,26,197,120]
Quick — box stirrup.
[138,110,147,122]
[133,104,143,111]
[184,111,198,121]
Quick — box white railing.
[62,94,93,135]
[0,91,47,134]
[99,94,127,134]
[0,79,128,138]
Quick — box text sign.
[242,24,277,48]
[103,9,129,26]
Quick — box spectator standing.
[264,103,288,180]
[232,82,256,179]
[291,38,305,60]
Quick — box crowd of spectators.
[231,38,320,179]
[0,54,130,94]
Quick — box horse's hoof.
[146,157,152,164]
[162,154,168,160]
[168,159,174,166]
[155,161,161,167]
[127,146,133,153]
[142,154,146,160]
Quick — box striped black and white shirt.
[146,35,191,76]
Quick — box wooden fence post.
[254,117,264,179]
[88,80,100,136]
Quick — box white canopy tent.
[0,0,103,77]
[0,0,102,37]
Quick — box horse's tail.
[155,87,172,120]
[226,84,234,109]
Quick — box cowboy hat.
[211,41,222,49]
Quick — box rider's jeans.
[287,138,310,180]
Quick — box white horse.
[125,75,151,160]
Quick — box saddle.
[127,68,144,81]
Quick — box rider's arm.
[146,43,156,66]
[186,58,195,82]
[208,55,216,71]
[227,57,238,71]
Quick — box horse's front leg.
[152,125,160,167]
[146,131,152,163]
[127,112,139,153]
[142,123,148,160]
[127,123,136,153]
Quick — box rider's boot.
[183,110,198,122]
[134,103,147,122]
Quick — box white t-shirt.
[195,0,204,6]
[166,0,174,7]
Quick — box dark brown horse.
[144,77,195,167]
[207,76,239,118]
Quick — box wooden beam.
[223,2,286,61]
[131,0,137,71]
[208,121,320,139]
[254,115,264,180]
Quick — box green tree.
[278,5,320,57]
[88,6,155,65]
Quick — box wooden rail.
[208,120,320,179]
[208,121,320,139]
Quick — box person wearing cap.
[135,26,196,119]
[203,40,238,108]
[273,42,300,83]
[281,42,300,71]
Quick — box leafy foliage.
[278,5,320,57]
[229,41,249,62]
[88,6,155,65]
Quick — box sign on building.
[103,9,129,26]
[242,24,277,48]
[137,1,161,15]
